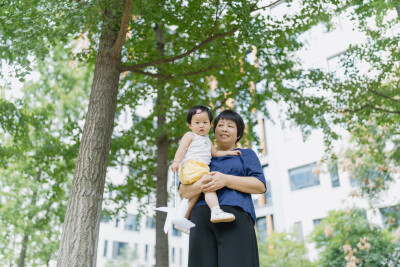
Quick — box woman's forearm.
[224,174,266,194]
[179,179,203,199]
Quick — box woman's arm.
[201,171,266,194]
[179,175,209,199]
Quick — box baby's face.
[188,112,211,136]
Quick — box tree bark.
[17,234,29,267]
[57,6,123,267]
[17,169,41,267]
[155,111,169,267]
[155,23,170,267]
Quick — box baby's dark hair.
[187,105,213,124]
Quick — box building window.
[289,163,320,191]
[265,181,272,206]
[256,217,267,240]
[133,243,138,259]
[146,216,155,229]
[313,218,323,226]
[112,241,128,259]
[124,214,139,231]
[380,204,400,228]
[328,163,340,188]
[294,221,304,242]
[172,247,175,264]
[253,197,259,208]
[103,240,108,257]
[115,214,120,228]
[262,165,272,206]
[179,248,183,266]
[144,244,148,261]
[172,227,182,237]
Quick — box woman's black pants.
[188,205,259,267]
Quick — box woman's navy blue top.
[193,148,266,223]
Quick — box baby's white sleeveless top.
[181,132,212,166]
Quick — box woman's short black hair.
[187,105,213,124]
[213,110,245,143]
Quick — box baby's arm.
[171,132,195,173]
[211,144,242,157]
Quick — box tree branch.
[98,8,108,21]
[126,69,173,79]
[121,64,222,79]
[110,0,133,58]
[251,0,285,13]
[183,64,222,77]
[345,104,400,114]
[120,2,267,73]
[209,0,221,36]
[121,26,240,71]
[368,88,400,102]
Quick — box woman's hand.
[201,171,227,192]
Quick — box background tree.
[311,209,396,267]
[341,123,399,200]
[258,231,315,267]
[0,47,90,266]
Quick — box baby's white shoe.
[174,225,190,235]
[172,217,195,235]
[210,207,235,223]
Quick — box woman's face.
[214,119,238,148]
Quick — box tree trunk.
[17,234,29,267]
[155,115,169,267]
[17,169,41,267]
[155,23,170,267]
[57,7,122,267]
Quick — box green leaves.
[311,209,395,267]
[258,231,316,267]
[0,45,89,266]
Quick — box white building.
[253,0,400,259]
[97,166,189,267]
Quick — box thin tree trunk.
[17,169,41,267]
[155,114,169,267]
[17,234,29,267]
[155,22,169,267]
[57,6,123,266]
[396,6,400,17]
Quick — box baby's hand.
[228,150,242,156]
[171,161,180,173]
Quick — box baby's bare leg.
[205,192,236,223]
[186,194,200,219]
[204,191,219,209]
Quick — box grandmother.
[179,110,266,267]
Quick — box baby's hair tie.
[196,109,202,114]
